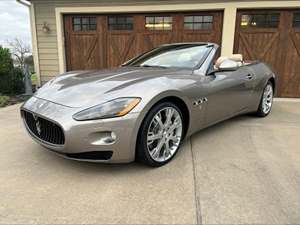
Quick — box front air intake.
[22,110,65,145]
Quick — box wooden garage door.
[234,10,300,97]
[64,11,223,71]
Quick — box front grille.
[22,110,65,145]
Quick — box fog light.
[89,131,117,145]
[111,132,117,141]
[104,132,116,144]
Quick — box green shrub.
[0,46,24,95]
[0,46,13,75]
[0,67,24,95]
[0,95,10,107]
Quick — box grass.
[0,95,10,107]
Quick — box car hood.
[35,67,192,108]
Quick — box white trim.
[55,1,300,74]
[221,6,237,56]
[55,10,66,74]
[30,3,41,86]
[16,0,41,86]
[274,98,300,102]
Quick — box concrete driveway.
[0,101,300,224]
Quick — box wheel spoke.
[164,141,170,160]
[150,138,164,159]
[169,135,180,142]
[265,104,269,111]
[154,113,164,129]
[147,132,162,142]
[267,89,273,96]
[165,108,174,128]
[168,117,182,133]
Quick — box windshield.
[126,44,212,69]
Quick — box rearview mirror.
[218,59,239,71]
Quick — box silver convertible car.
[21,43,275,166]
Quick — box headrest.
[215,54,243,69]
[215,56,228,69]
[229,54,243,62]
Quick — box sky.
[0,0,31,50]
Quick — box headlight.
[73,98,141,121]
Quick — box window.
[72,17,96,31]
[293,12,300,27]
[108,16,133,30]
[145,16,172,30]
[240,14,280,28]
[184,15,213,30]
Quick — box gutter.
[16,0,31,7]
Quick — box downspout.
[16,0,41,87]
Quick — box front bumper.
[21,96,140,163]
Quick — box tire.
[255,81,274,117]
[136,102,184,167]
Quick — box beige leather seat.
[215,54,243,69]
[230,54,243,63]
[215,56,228,69]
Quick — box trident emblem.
[33,114,41,136]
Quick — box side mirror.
[218,59,239,71]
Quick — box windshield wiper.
[140,64,168,69]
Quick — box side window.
[145,16,173,30]
[293,12,300,28]
[240,13,280,28]
[184,15,213,30]
[72,17,97,31]
[108,16,134,30]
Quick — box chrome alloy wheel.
[262,83,273,114]
[146,107,183,162]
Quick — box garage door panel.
[182,32,214,43]
[234,10,300,97]
[143,33,175,52]
[69,35,100,70]
[281,30,300,97]
[107,33,138,67]
[236,32,280,59]
[290,30,300,57]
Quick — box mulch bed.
[0,95,30,108]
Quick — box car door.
[202,66,255,126]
